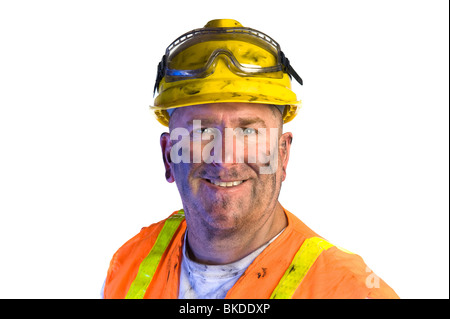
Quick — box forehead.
[169,103,281,128]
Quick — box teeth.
[211,180,243,187]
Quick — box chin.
[199,203,246,232]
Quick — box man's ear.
[160,132,175,183]
[279,132,293,182]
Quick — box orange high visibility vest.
[104,208,399,299]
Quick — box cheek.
[263,171,278,194]
[249,168,279,200]
[173,163,201,197]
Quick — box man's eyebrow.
[237,117,266,127]
[186,119,217,127]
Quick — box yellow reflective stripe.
[125,210,185,299]
[270,237,334,299]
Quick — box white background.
[0,0,448,299]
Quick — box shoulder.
[105,210,184,295]
[282,207,398,299]
[297,243,399,299]
[112,216,168,259]
[110,210,183,264]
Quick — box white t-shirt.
[178,230,284,299]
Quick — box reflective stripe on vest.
[125,210,185,299]
[270,237,334,299]
[125,211,335,299]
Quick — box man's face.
[161,103,292,236]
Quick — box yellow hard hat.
[151,19,303,126]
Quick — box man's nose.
[200,127,255,165]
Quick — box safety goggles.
[154,26,303,94]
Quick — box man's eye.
[243,128,257,135]
[195,128,214,134]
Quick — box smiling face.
[161,102,292,238]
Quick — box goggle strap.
[280,51,303,86]
[154,55,167,96]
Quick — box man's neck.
[185,202,287,265]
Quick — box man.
[103,19,399,299]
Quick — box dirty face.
[160,103,292,237]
